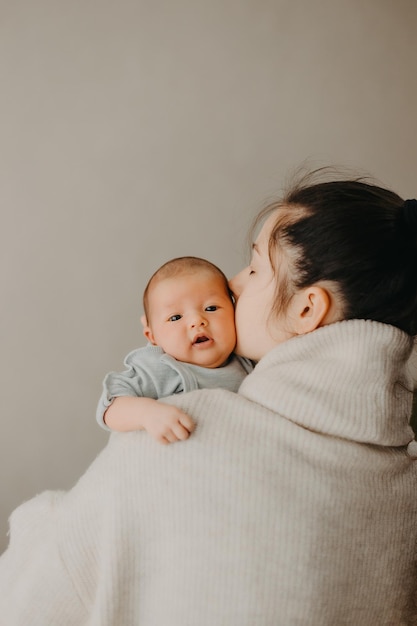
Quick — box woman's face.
[229,211,296,361]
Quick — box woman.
[1,171,416,625]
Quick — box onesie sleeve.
[95,345,184,429]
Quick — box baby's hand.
[141,402,195,445]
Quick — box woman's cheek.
[234,303,252,346]
[232,305,243,340]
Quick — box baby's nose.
[190,314,207,327]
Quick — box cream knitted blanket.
[1,320,416,625]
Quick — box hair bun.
[401,199,417,229]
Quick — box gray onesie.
[96,344,254,429]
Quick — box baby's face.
[143,272,236,368]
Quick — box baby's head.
[142,257,236,368]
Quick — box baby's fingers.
[179,413,195,433]
[159,424,188,444]
[153,407,195,444]
[160,430,180,444]
[171,421,192,441]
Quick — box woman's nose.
[229,268,246,300]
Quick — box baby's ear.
[141,315,157,345]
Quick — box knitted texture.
[1,320,416,625]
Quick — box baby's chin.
[192,355,231,368]
[186,349,234,369]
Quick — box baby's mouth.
[193,335,210,345]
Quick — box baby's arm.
[104,396,195,444]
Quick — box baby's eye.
[205,305,218,312]
[168,314,182,322]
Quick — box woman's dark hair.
[257,169,417,336]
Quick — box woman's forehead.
[255,210,281,247]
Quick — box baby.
[96,256,253,443]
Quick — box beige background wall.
[1,0,417,553]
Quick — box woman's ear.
[141,314,157,345]
[291,286,331,334]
